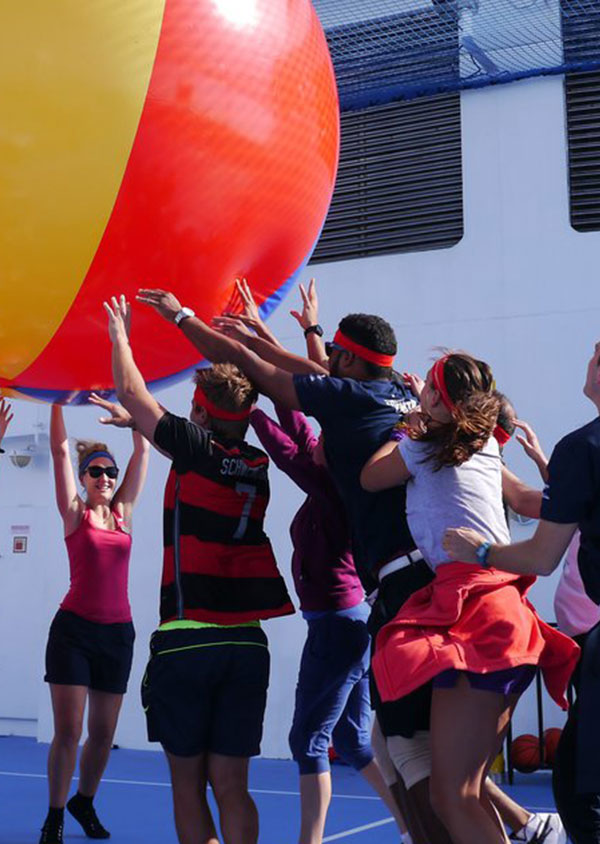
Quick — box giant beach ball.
[0,0,339,402]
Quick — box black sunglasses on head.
[86,465,119,479]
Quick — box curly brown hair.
[414,352,499,469]
[194,363,258,438]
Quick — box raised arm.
[219,277,326,374]
[274,405,317,453]
[137,288,304,408]
[226,277,283,348]
[290,278,328,369]
[250,408,321,494]
[112,430,150,520]
[501,465,542,520]
[104,297,166,446]
[361,440,411,492]
[50,405,82,527]
[0,398,14,452]
[212,315,326,376]
[245,333,326,375]
[514,419,549,483]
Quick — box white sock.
[402,833,413,844]
[525,813,541,832]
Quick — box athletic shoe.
[39,818,63,844]
[66,795,110,839]
[509,812,567,844]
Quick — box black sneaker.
[39,818,63,844]
[66,795,110,839]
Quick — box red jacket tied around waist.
[372,562,580,710]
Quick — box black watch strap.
[304,324,323,338]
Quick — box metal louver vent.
[310,93,463,264]
[565,72,600,232]
[563,1,600,232]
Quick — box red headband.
[194,385,252,421]
[493,424,512,447]
[333,330,395,367]
[431,356,455,412]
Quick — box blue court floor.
[0,736,559,843]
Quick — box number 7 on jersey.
[233,482,257,540]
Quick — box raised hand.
[223,278,265,331]
[212,315,254,344]
[403,372,425,399]
[0,398,14,444]
[290,278,318,331]
[89,393,134,428]
[223,278,282,347]
[514,420,545,461]
[137,288,182,322]
[514,419,548,481]
[103,295,130,343]
[235,278,261,323]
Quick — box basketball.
[543,728,563,766]
[510,734,541,773]
[0,1,339,403]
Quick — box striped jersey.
[154,412,294,625]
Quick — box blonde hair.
[194,364,257,438]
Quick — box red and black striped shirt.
[154,412,294,625]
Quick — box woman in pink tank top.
[40,402,149,844]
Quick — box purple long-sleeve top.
[250,406,364,612]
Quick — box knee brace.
[386,731,432,790]
[371,718,398,787]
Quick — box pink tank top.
[60,508,133,624]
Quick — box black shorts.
[45,609,135,694]
[369,560,434,739]
[141,625,270,758]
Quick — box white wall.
[1,71,598,755]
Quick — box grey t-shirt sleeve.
[398,436,425,477]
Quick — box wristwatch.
[476,541,492,568]
[174,307,195,327]
[304,324,323,338]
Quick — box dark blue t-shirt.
[293,374,418,589]
[541,416,600,603]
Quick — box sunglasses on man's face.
[325,341,344,358]
[86,465,119,480]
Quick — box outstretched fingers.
[0,398,13,424]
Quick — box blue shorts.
[433,665,536,696]
[289,602,374,775]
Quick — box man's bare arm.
[105,301,165,444]
[443,519,577,575]
[137,289,304,408]
[245,334,327,375]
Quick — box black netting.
[311,0,600,110]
